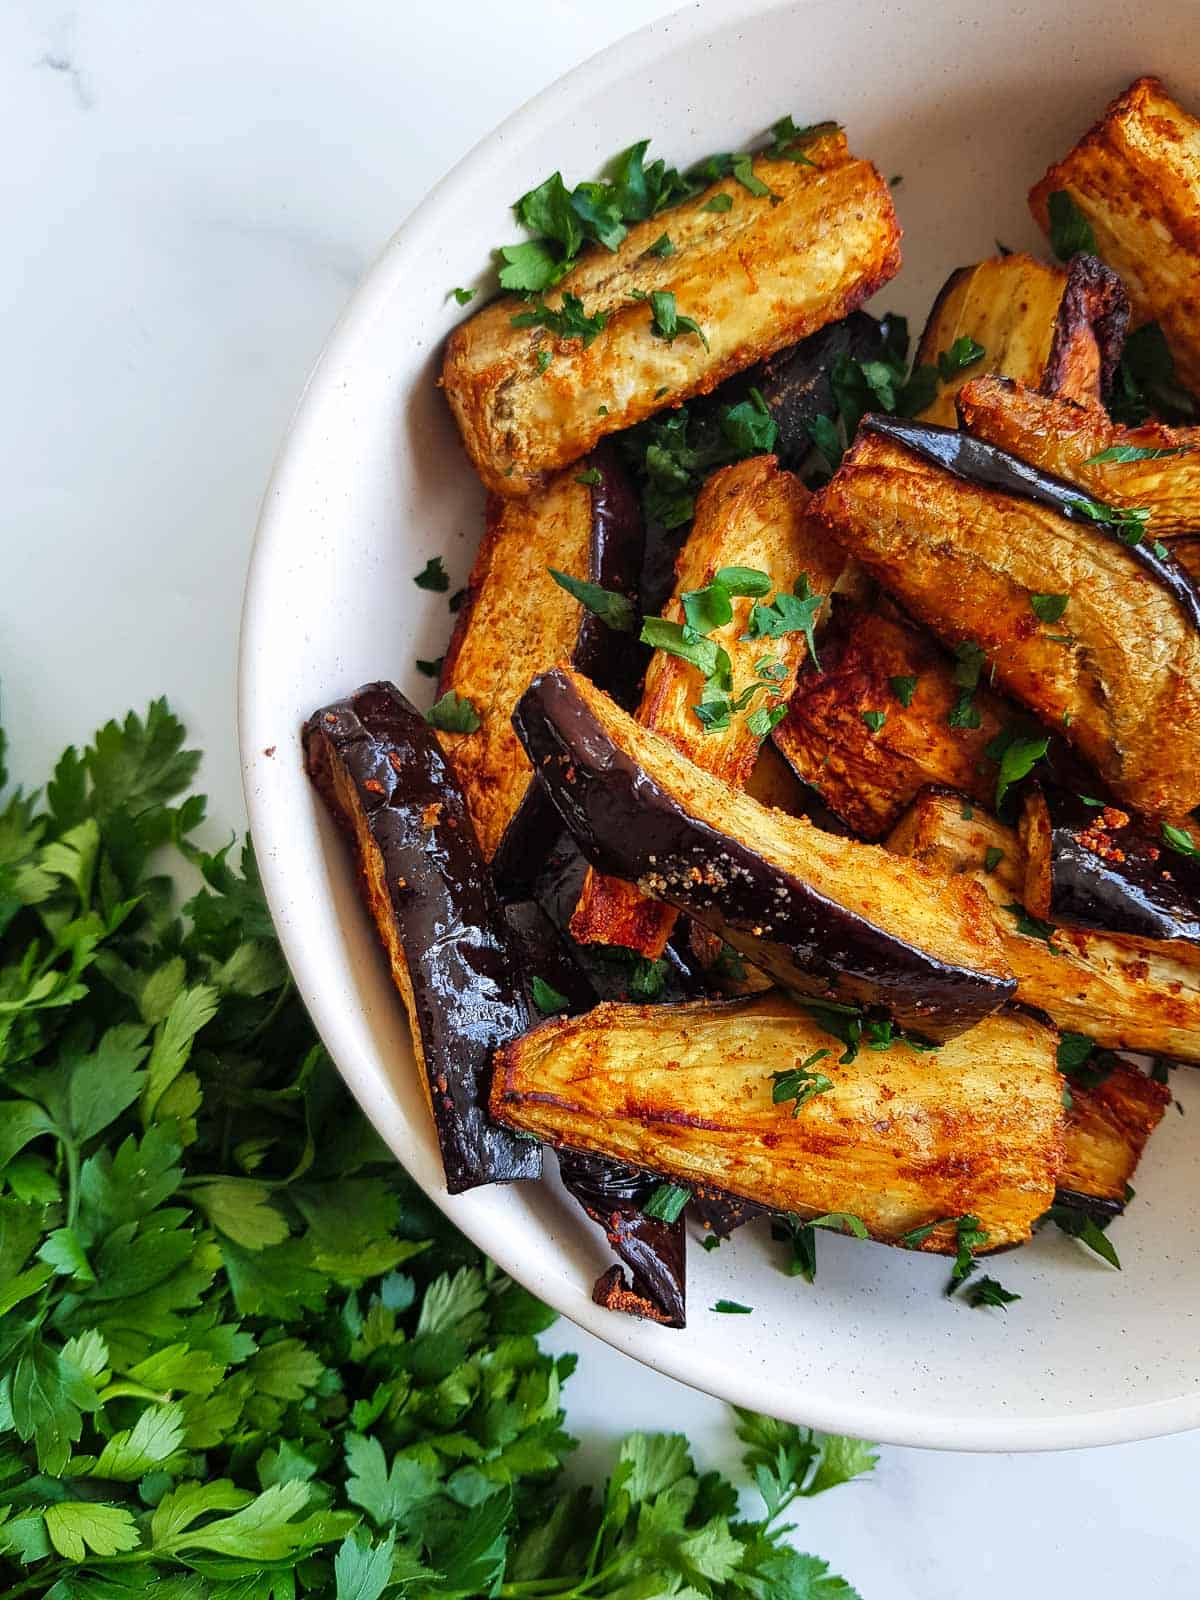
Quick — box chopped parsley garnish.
[548,568,637,633]
[798,999,872,1064]
[642,1181,692,1223]
[717,563,774,596]
[720,389,779,454]
[772,1212,868,1282]
[744,575,825,667]
[746,704,788,737]
[1163,822,1200,858]
[1041,1205,1121,1269]
[983,846,1005,873]
[424,690,481,733]
[1004,901,1059,948]
[702,192,734,212]
[1046,189,1097,261]
[620,399,779,529]
[701,1233,722,1251]
[986,725,1050,810]
[770,1050,834,1115]
[946,1215,989,1293]
[646,231,676,255]
[682,579,735,633]
[448,586,467,612]
[947,640,987,729]
[765,115,839,164]
[1056,1031,1118,1090]
[641,288,709,351]
[967,1276,1021,1309]
[898,1216,960,1249]
[936,335,986,381]
[960,803,974,820]
[531,975,570,1014]
[640,616,728,679]
[414,555,450,592]
[628,956,670,999]
[1068,495,1152,545]
[1085,442,1193,465]
[536,348,553,373]
[861,710,887,734]
[711,1299,753,1314]
[511,291,608,346]
[449,285,475,305]
[415,656,444,678]
[575,466,602,485]
[1030,593,1069,623]
[1109,321,1198,426]
[889,674,918,707]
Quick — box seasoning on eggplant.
[1056,1060,1169,1223]
[959,375,1200,547]
[499,896,689,1325]
[886,785,1200,1062]
[1039,254,1129,406]
[436,446,644,888]
[302,682,540,1192]
[571,455,842,958]
[813,414,1200,818]
[491,992,1063,1250]
[1020,786,1200,947]
[442,128,900,496]
[1030,76,1200,395]
[512,665,1016,1039]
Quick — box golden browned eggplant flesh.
[813,426,1200,818]
[571,454,842,957]
[441,129,901,495]
[492,992,1063,1249]
[1060,1065,1170,1208]
[1030,76,1200,394]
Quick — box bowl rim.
[238,0,1200,1452]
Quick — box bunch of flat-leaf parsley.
[0,701,874,1598]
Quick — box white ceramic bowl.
[240,0,1200,1451]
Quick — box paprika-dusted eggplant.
[1020,787,1200,947]
[571,456,841,958]
[302,682,540,1192]
[813,414,1200,818]
[501,897,687,1326]
[771,596,1011,839]
[1039,254,1129,406]
[958,375,1200,547]
[1058,1063,1170,1214]
[513,666,1016,1038]
[442,129,901,496]
[1030,76,1200,394]
[439,446,644,884]
[886,786,1200,1062]
[491,993,1064,1250]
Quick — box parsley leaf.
[1046,189,1098,260]
[861,710,886,733]
[511,292,608,346]
[425,690,481,733]
[712,1299,753,1314]
[745,575,825,668]
[1085,443,1193,465]
[531,976,570,1014]
[936,335,986,380]
[1163,822,1200,858]
[889,674,918,707]
[967,1275,1021,1309]
[642,1182,691,1223]
[720,388,779,455]
[1004,901,1059,948]
[1031,593,1069,623]
[986,724,1050,809]
[702,192,733,212]
[414,556,450,592]
[983,846,1005,874]
[770,1050,834,1115]
[548,567,637,633]
[1109,322,1198,425]
[642,288,709,351]
[449,286,475,305]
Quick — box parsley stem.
[62,1131,81,1231]
[0,1565,67,1600]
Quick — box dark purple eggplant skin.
[1050,1186,1125,1222]
[492,443,647,897]
[689,1189,764,1240]
[863,410,1200,633]
[303,682,540,1193]
[511,668,1017,1040]
[1033,786,1200,946]
[501,895,687,1326]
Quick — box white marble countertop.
[4,2,1197,1592]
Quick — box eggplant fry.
[914,253,1067,426]
[442,129,901,495]
[513,666,1015,1039]
[302,683,540,1192]
[1020,787,1200,947]
[772,596,1010,839]
[959,374,1200,544]
[1059,1064,1170,1210]
[571,456,841,957]
[439,445,643,871]
[1039,254,1129,405]
[813,423,1200,818]
[491,993,1063,1250]
[1030,76,1200,394]
[886,786,1200,1062]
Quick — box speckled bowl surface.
[240,0,1200,1450]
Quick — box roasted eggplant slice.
[813,415,1200,819]
[914,253,1068,426]
[771,596,1011,838]
[1020,787,1200,947]
[1058,1063,1169,1212]
[571,456,842,957]
[439,447,644,880]
[302,683,540,1192]
[886,786,1200,1062]
[491,992,1063,1250]
[686,922,774,996]
[1029,76,1200,394]
[513,666,1015,1038]
[1039,254,1129,406]
[958,375,1200,547]
[442,130,901,496]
